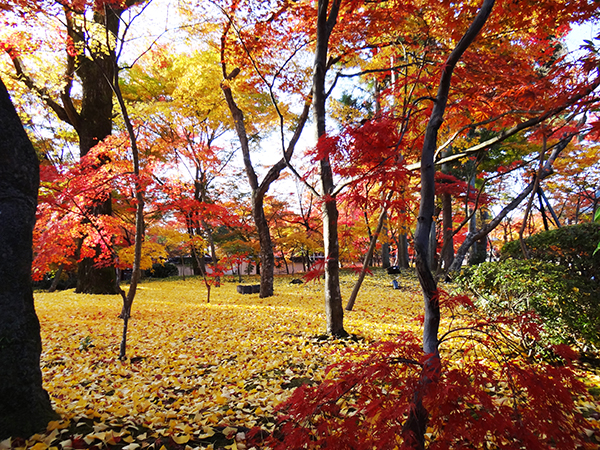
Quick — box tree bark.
[439,192,454,271]
[0,77,59,440]
[68,6,121,294]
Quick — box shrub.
[249,296,592,450]
[147,262,179,278]
[501,222,600,280]
[458,259,600,351]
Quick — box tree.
[217,1,313,298]
[2,0,146,294]
[0,76,58,439]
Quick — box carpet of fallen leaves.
[3,271,600,449]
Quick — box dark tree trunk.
[397,233,410,268]
[314,0,346,337]
[68,7,121,295]
[439,192,454,271]
[48,265,63,293]
[381,210,391,268]
[0,78,59,440]
[407,1,495,447]
[254,195,275,298]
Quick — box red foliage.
[435,172,491,205]
[249,294,594,450]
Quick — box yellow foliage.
[117,241,168,270]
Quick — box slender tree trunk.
[381,214,391,268]
[407,1,495,447]
[48,265,64,293]
[398,233,410,268]
[110,59,145,360]
[314,0,346,337]
[220,24,311,299]
[0,78,59,440]
[363,210,374,266]
[538,187,561,228]
[439,192,454,271]
[520,137,546,259]
[346,196,390,311]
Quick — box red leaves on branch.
[253,293,594,450]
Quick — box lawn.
[5,271,600,449]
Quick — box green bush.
[147,262,179,278]
[458,259,600,350]
[501,222,600,280]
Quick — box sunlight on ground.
[5,271,597,449]
[24,272,422,449]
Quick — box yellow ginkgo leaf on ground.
[172,434,190,444]
[121,444,140,450]
[28,443,48,450]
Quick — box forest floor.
[5,270,600,449]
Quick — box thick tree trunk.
[0,78,58,440]
[70,7,121,295]
[322,191,346,336]
[397,233,410,268]
[253,195,275,298]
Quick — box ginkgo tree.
[0,75,59,440]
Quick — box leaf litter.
[6,272,599,449]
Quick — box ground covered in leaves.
[3,271,600,449]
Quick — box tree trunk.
[398,233,410,268]
[69,7,121,295]
[253,195,275,298]
[408,1,495,446]
[346,196,390,311]
[0,78,59,440]
[439,192,454,271]
[220,20,311,299]
[322,191,346,336]
[314,0,346,337]
[48,265,64,293]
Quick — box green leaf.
[594,208,600,223]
